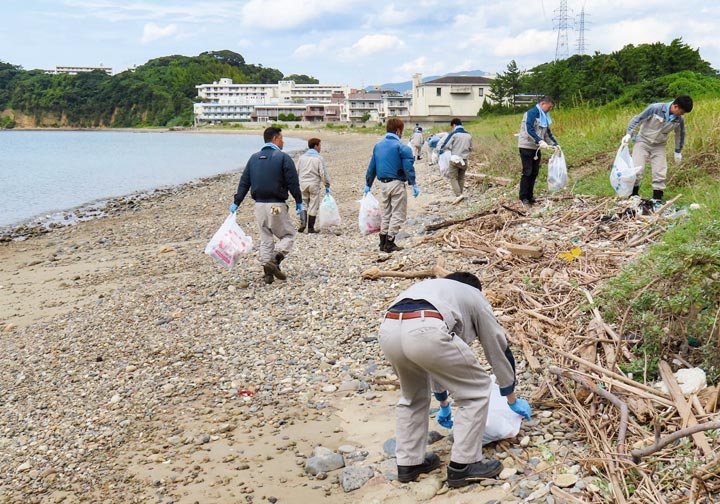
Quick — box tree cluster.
[0,50,317,128]
[482,39,719,115]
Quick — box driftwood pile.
[363,194,719,503]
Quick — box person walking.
[378,272,532,486]
[409,127,424,161]
[439,118,472,201]
[517,96,559,205]
[364,117,419,253]
[230,126,303,285]
[622,94,693,202]
[296,137,331,234]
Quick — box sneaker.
[446,460,503,488]
[451,194,465,205]
[397,453,441,483]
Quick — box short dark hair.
[387,117,404,134]
[264,126,282,143]
[308,137,321,149]
[445,272,482,291]
[450,118,462,126]
[673,95,693,113]
[539,96,555,105]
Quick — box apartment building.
[45,65,112,75]
[411,74,494,118]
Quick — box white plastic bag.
[438,150,452,177]
[317,194,341,229]
[482,375,523,445]
[610,144,638,197]
[204,213,253,269]
[547,148,568,192]
[358,192,381,235]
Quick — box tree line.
[0,50,317,128]
[483,38,719,114]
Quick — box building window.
[478,88,484,97]
[436,88,442,97]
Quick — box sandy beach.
[1,130,589,504]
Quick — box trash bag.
[358,192,381,235]
[547,148,568,192]
[482,375,523,445]
[317,194,341,229]
[438,150,452,177]
[610,144,637,197]
[204,213,253,269]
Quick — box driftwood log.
[361,258,452,280]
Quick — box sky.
[2,0,719,88]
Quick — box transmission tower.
[553,0,572,60]
[575,5,590,55]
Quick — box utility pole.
[576,5,589,55]
[553,0,572,60]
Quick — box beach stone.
[382,438,396,457]
[340,465,374,492]
[499,467,517,480]
[554,473,579,487]
[305,446,344,475]
[411,474,443,500]
[378,458,398,480]
[16,462,31,473]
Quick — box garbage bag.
[482,375,523,445]
[358,192,381,235]
[204,213,253,269]
[547,148,568,192]
[317,194,341,229]
[610,144,638,197]
[438,151,452,177]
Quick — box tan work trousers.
[378,179,408,238]
[301,185,322,216]
[631,141,668,190]
[378,316,492,466]
[448,160,467,196]
[253,202,296,264]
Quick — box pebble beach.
[1,130,598,504]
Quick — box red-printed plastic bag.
[358,192,381,235]
[204,214,253,269]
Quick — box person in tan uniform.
[438,118,472,200]
[296,138,331,233]
[622,95,693,202]
[378,272,531,487]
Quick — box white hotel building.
[193,78,350,122]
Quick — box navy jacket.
[234,146,302,205]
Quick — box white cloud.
[140,23,178,44]
[352,34,404,55]
[293,43,317,59]
[397,56,444,76]
[239,0,357,30]
[490,29,556,58]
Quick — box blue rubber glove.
[325,186,331,195]
[508,398,532,420]
[412,185,420,198]
[296,202,304,216]
[364,185,371,195]
[436,403,453,429]
[230,203,238,214]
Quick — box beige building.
[410,74,494,118]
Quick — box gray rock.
[340,465,374,492]
[305,446,345,475]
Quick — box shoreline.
[0,128,318,241]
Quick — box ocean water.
[0,130,306,230]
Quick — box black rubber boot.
[652,189,664,201]
[264,253,286,281]
[379,234,387,251]
[397,453,441,483]
[446,460,503,488]
[262,264,275,284]
[384,236,403,253]
[307,215,318,234]
[631,185,640,197]
[298,210,307,232]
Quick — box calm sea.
[0,130,306,230]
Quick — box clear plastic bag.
[482,375,523,445]
[610,143,637,197]
[547,148,568,192]
[317,194,341,229]
[358,192,381,235]
[204,213,253,269]
[438,151,452,177]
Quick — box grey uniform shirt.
[388,278,517,395]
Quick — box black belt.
[378,178,404,183]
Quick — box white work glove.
[622,134,631,145]
[538,140,549,149]
[674,152,682,164]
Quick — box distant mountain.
[364,70,491,93]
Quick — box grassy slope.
[462,98,720,382]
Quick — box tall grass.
[463,97,720,382]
